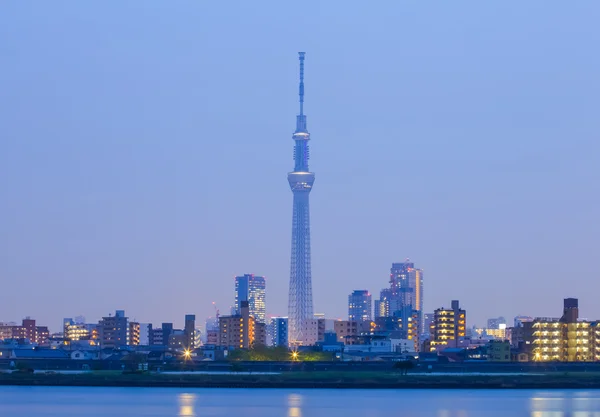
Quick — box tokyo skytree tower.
[287,52,315,346]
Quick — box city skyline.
[1,2,599,329]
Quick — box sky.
[1,1,599,332]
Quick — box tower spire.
[298,52,305,116]
[296,52,307,133]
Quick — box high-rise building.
[184,314,196,349]
[98,310,129,348]
[375,261,424,333]
[235,274,266,323]
[271,317,289,347]
[348,290,372,322]
[428,300,467,351]
[288,52,315,346]
[374,289,392,319]
[487,317,507,329]
[389,262,423,317]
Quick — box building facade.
[348,290,372,322]
[334,320,359,343]
[98,310,129,348]
[524,298,600,362]
[271,317,289,347]
[487,317,507,329]
[235,274,266,323]
[0,319,49,345]
[63,319,98,343]
[218,301,265,349]
[375,261,424,332]
[184,314,196,349]
[128,322,140,346]
[428,300,467,351]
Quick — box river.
[0,387,599,416]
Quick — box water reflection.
[531,394,600,417]
[288,393,302,417]
[178,393,196,417]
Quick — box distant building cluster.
[0,265,598,365]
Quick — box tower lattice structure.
[287,52,315,346]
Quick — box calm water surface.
[1,387,599,416]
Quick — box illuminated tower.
[288,52,315,345]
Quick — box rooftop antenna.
[299,52,305,116]
[296,52,307,133]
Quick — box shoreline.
[2,372,600,389]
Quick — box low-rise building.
[428,300,466,352]
[218,301,264,349]
[523,298,599,362]
[0,319,49,345]
[334,320,359,343]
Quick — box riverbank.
[1,371,600,389]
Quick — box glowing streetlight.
[291,351,299,361]
[183,349,192,360]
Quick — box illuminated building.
[0,318,49,345]
[390,262,423,322]
[487,317,506,329]
[98,310,129,348]
[524,298,600,362]
[374,289,392,319]
[184,314,196,349]
[128,322,140,346]
[474,323,507,340]
[374,261,424,332]
[235,274,266,323]
[429,300,467,351]
[218,301,266,349]
[348,290,372,322]
[373,307,421,352]
[63,318,98,344]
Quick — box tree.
[121,353,147,373]
[393,360,415,376]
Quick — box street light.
[291,351,299,361]
[183,349,192,360]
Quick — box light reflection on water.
[531,393,600,417]
[288,393,302,417]
[0,387,599,416]
[178,393,196,417]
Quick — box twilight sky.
[1,1,599,332]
